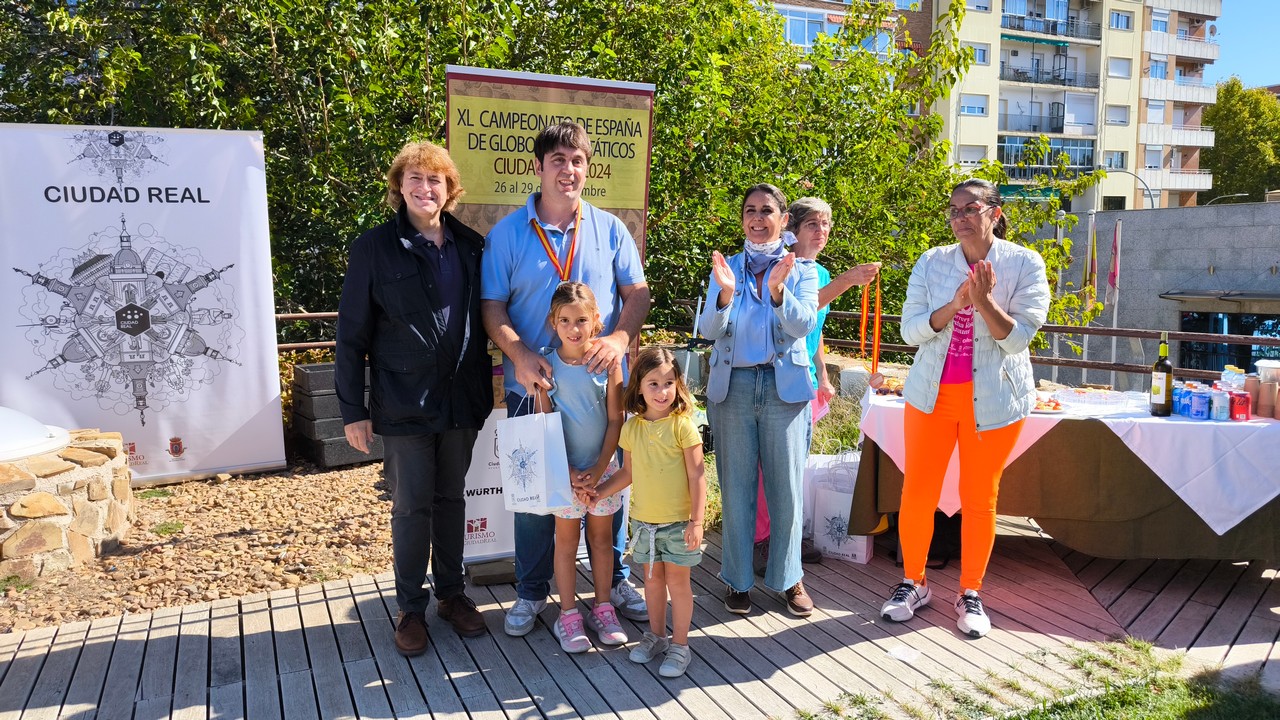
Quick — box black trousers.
[382,428,479,613]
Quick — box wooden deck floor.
[0,528,1275,719]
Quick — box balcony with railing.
[1000,164,1092,182]
[1000,14,1102,42]
[1144,31,1221,61]
[1141,77,1217,105]
[998,113,1065,134]
[1139,167,1214,191]
[1000,65,1100,89]
[1140,122,1216,147]
[1146,0,1221,16]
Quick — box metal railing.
[997,113,1066,133]
[1000,14,1103,41]
[669,300,1280,383]
[1174,75,1207,86]
[999,66,1101,89]
[1000,163,1092,181]
[282,305,1280,383]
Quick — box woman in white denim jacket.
[879,179,1050,639]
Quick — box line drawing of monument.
[14,215,241,426]
[66,129,168,189]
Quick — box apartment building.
[1135,0,1220,208]
[934,0,1219,209]
[770,0,1219,210]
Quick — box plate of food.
[1032,397,1063,414]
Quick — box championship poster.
[444,66,655,253]
[0,124,286,483]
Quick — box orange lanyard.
[859,274,882,373]
[530,203,583,281]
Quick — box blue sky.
[1204,0,1278,88]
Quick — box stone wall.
[0,431,134,580]
[1040,202,1280,389]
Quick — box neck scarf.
[744,238,785,275]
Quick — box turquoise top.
[542,347,609,471]
[804,263,832,388]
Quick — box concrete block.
[301,435,384,468]
[294,363,369,394]
[839,365,871,400]
[292,391,366,421]
[292,363,335,394]
[291,415,346,441]
[466,559,516,585]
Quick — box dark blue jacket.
[335,209,493,435]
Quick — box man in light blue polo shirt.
[482,121,651,638]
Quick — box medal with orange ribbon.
[859,273,882,374]
[530,203,583,281]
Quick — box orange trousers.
[900,381,1023,592]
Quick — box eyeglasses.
[947,204,994,221]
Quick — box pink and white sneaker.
[554,609,591,653]
[586,602,628,645]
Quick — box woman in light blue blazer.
[699,184,819,617]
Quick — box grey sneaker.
[659,643,692,678]
[628,631,670,663]
[504,597,546,637]
[610,579,648,622]
[880,582,930,622]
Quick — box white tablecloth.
[858,389,1280,535]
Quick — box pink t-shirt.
[940,265,977,384]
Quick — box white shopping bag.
[811,476,872,564]
[496,409,574,514]
[802,451,860,538]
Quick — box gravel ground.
[0,460,396,634]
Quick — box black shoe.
[753,540,769,577]
[800,538,823,564]
[725,588,752,615]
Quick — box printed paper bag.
[811,484,873,564]
[496,411,574,514]
[802,452,860,538]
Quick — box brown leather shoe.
[437,594,487,637]
[394,611,428,656]
[725,588,752,615]
[785,581,814,617]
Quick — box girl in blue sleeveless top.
[533,282,627,653]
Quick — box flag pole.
[1051,210,1066,384]
[1108,220,1122,389]
[1082,210,1096,385]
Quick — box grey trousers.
[382,428,478,613]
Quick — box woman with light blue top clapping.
[698,183,819,618]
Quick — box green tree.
[1203,77,1280,203]
[0,0,1097,345]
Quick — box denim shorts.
[628,518,702,567]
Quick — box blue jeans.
[708,367,811,593]
[506,392,630,601]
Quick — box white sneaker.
[659,643,692,678]
[628,631,670,663]
[503,597,546,637]
[955,590,991,638]
[553,609,592,653]
[610,579,648,622]
[880,581,931,622]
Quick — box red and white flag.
[1105,220,1121,305]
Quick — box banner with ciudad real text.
[445,67,655,561]
[0,124,286,484]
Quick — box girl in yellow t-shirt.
[582,347,706,679]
